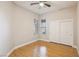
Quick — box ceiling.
[14,1,77,15]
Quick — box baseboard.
[72,45,79,56]
[76,47,79,55]
[72,45,77,48]
[7,47,15,57]
[7,40,37,57]
[41,40,50,42]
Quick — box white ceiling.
[14,1,77,15]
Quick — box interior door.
[49,19,73,46]
[59,20,73,46]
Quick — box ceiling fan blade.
[44,3,51,7]
[39,1,47,2]
[30,3,39,5]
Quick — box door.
[59,20,73,46]
[49,19,73,46]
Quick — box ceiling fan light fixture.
[39,2,44,7]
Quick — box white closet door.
[59,20,73,46]
[49,19,73,46]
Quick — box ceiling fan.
[30,1,51,7]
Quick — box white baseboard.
[76,47,79,55]
[72,45,77,48]
[72,45,79,55]
[41,40,50,42]
[7,40,37,57]
[7,47,15,57]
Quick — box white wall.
[0,2,14,56]
[13,4,39,46]
[41,6,77,46]
[41,6,76,20]
[77,2,79,53]
[0,2,39,56]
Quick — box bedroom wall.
[40,6,77,47]
[77,2,79,53]
[0,2,14,56]
[13,4,39,46]
[0,2,39,56]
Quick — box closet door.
[49,19,73,46]
[59,19,73,46]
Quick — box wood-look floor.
[9,40,78,57]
